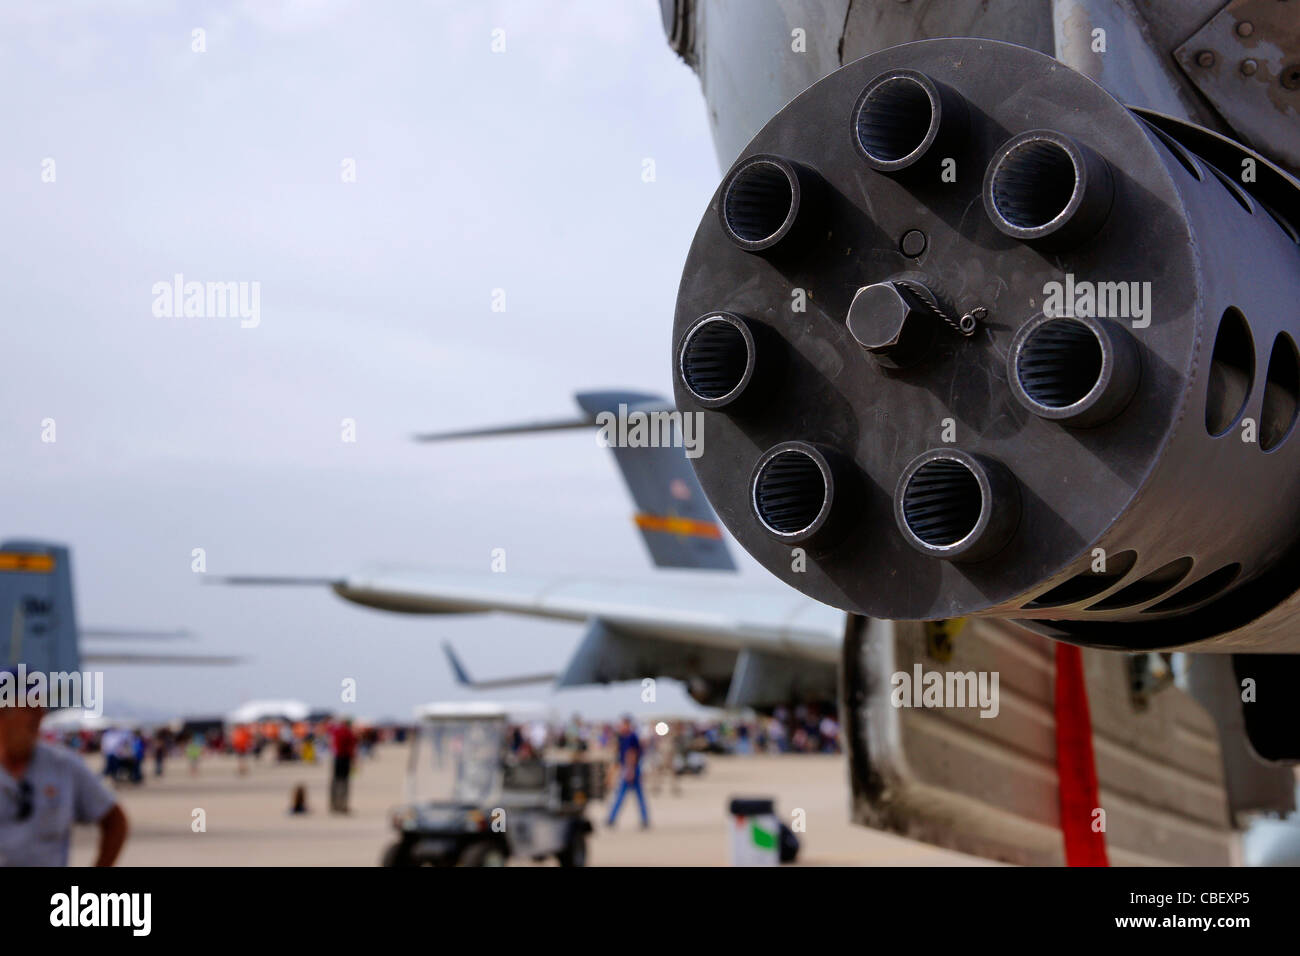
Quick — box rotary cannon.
[672,39,1300,653]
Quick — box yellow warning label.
[924,618,967,663]
[0,552,55,573]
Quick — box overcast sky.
[1,0,779,720]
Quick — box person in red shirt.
[328,718,357,814]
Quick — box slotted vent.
[1261,333,1299,451]
[1143,564,1241,614]
[1205,307,1254,436]
[1088,557,1194,611]
[1025,550,1137,608]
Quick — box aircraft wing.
[78,626,245,665]
[331,568,842,662]
[216,568,842,706]
[411,391,672,442]
[79,628,194,640]
[80,652,244,666]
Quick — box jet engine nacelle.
[672,39,1300,653]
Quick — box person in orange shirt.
[231,725,252,776]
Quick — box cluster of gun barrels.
[677,69,1136,561]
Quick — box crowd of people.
[43,716,401,820]
[45,706,839,785]
[7,676,844,867]
[49,718,399,782]
[506,706,842,762]
[498,706,844,832]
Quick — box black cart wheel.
[380,841,414,868]
[557,830,588,868]
[457,841,507,867]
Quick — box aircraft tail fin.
[415,390,735,572]
[441,641,557,690]
[574,391,734,571]
[1,541,80,674]
[442,641,474,685]
[2,541,248,680]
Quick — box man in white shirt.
[0,669,128,866]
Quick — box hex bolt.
[846,280,941,368]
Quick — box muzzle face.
[672,39,1300,650]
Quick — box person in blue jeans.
[606,716,649,829]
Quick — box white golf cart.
[381,702,602,867]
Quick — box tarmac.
[71,744,988,866]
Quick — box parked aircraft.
[2,540,241,674]
[217,391,841,710]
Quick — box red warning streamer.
[1054,643,1109,866]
